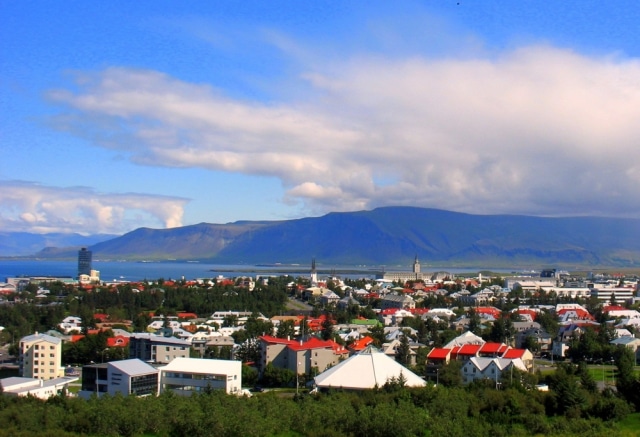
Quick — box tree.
[276,320,296,339]
[395,331,411,366]
[320,314,334,341]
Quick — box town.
[1,249,640,435]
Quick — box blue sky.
[2,1,640,235]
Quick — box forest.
[0,378,639,437]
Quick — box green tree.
[395,331,411,366]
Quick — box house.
[314,345,426,390]
[19,332,63,379]
[79,359,159,399]
[128,333,190,364]
[0,376,78,399]
[381,294,415,310]
[462,357,527,385]
[610,337,640,363]
[160,357,242,395]
[259,335,348,376]
[58,316,82,334]
[320,290,340,307]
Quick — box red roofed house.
[107,335,130,348]
[426,348,453,383]
[478,342,509,358]
[348,336,374,354]
[501,348,534,370]
[259,335,349,377]
[452,344,482,361]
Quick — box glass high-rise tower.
[78,247,92,277]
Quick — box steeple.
[310,258,318,285]
[413,255,420,274]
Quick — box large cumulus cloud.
[47,45,640,218]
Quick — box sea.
[0,259,519,283]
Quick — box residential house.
[381,293,415,310]
[259,335,348,376]
[462,357,527,385]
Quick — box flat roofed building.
[0,376,78,399]
[19,332,63,380]
[79,359,159,399]
[129,333,190,364]
[160,357,242,395]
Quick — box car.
[250,386,264,393]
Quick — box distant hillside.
[17,207,639,268]
[0,232,117,257]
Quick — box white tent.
[313,345,426,390]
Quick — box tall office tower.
[78,247,92,277]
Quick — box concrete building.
[377,256,429,283]
[0,376,78,399]
[129,333,190,364]
[79,359,159,399]
[19,332,63,379]
[160,357,242,395]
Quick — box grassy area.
[614,412,640,437]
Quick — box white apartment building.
[19,332,63,380]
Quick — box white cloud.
[48,44,640,218]
[0,181,187,234]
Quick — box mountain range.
[3,207,640,268]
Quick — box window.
[49,369,54,373]
[34,369,38,373]
[34,352,39,358]
[50,362,54,366]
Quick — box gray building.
[129,333,190,364]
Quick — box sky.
[2,1,640,236]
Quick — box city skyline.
[2,1,640,236]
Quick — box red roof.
[178,312,198,319]
[409,308,430,315]
[479,342,508,355]
[349,336,374,351]
[603,305,626,313]
[70,334,85,343]
[453,344,481,357]
[516,309,537,320]
[93,313,109,322]
[107,336,130,347]
[427,348,452,360]
[502,348,527,359]
[475,307,501,317]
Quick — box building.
[79,359,159,399]
[129,333,190,364]
[78,247,92,277]
[313,345,426,390]
[160,357,242,395]
[259,336,349,376]
[462,357,527,385]
[377,256,429,283]
[19,332,63,379]
[381,293,415,310]
[0,376,78,399]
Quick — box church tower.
[310,258,318,285]
[412,255,420,274]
